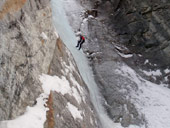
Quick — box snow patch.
[69,73,86,103]
[40,74,71,95]
[142,69,162,76]
[0,94,48,128]
[40,32,48,40]
[144,59,149,64]
[116,64,170,128]
[67,102,83,120]
[88,15,94,18]
[118,52,133,58]
[138,54,142,57]
[61,52,76,73]
[83,18,88,23]
[164,69,170,74]
[164,76,169,82]
[72,86,82,104]
[90,117,94,125]
[60,55,86,103]
[40,74,83,104]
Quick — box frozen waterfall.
[51,0,116,127]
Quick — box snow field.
[116,64,170,128]
[67,102,83,120]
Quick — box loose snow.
[142,69,162,76]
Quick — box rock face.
[83,0,170,84]
[0,0,98,127]
[106,0,170,73]
[0,0,56,120]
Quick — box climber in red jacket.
[76,35,85,50]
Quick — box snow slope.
[0,94,48,128]
[116,64,170,128]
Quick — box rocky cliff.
[0,0,98,127]
[0,0,56,120]
[101,0,170,84]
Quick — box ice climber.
[76,35,85,50]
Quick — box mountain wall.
[102,0,170,82]
[0,0,98,127]
[0,0,55,120]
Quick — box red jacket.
[81,36,85,41]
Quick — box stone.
[121,114,131,127]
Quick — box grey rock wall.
[107,0,170,73]
[0,0,57,120]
